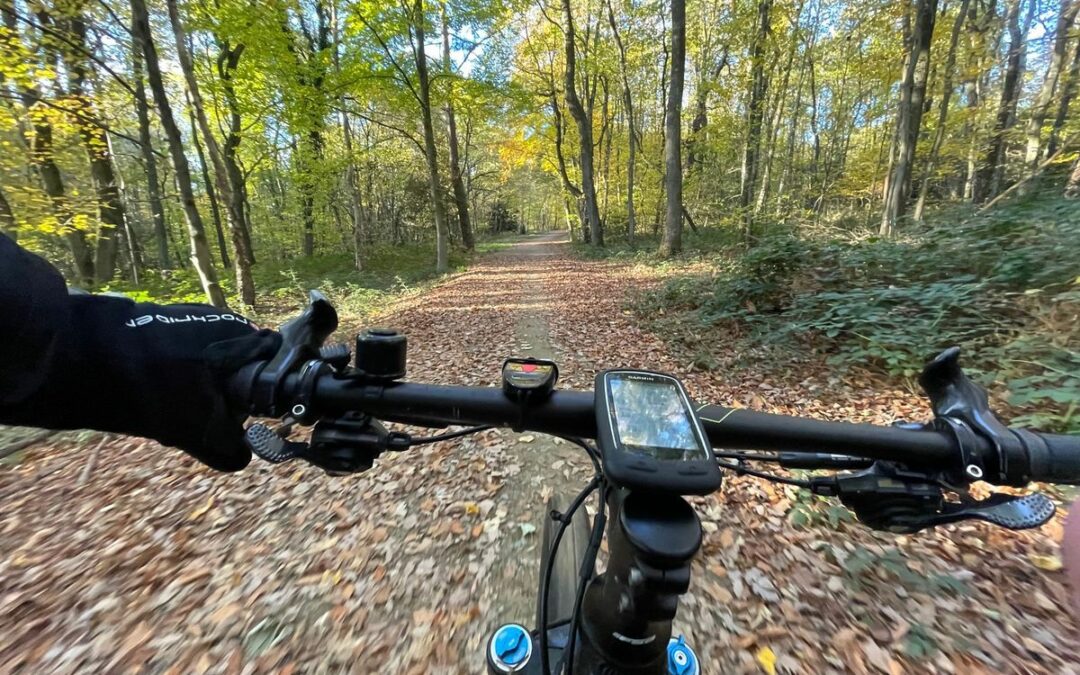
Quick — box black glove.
[2,294,280,471]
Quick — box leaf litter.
[0,233,1077,673]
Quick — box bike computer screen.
[609,377,708,461]
[595,370,721,495]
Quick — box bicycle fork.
[486,491,703,674]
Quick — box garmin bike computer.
[595,370,721,495]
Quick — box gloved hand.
[3,294,280,471]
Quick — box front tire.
[536,491,592,629]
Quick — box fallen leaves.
[0,236,1075,674]
[1028,553,1063,571]
[756,646,777,675]
[187,494,215,520]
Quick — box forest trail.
[0,234,1077,674]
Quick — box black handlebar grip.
[1019,430,1080,485]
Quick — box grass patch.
[572,227,741,263]
[103,242,473,319]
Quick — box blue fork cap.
[668,635,700,675]
[489,624,532,672]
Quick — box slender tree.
[659,0,686,255]
[130,0,226,306]
[441,2,474,251]
[330,1,365,270]
[561,0,603,246]
[167,0,255,305]
[974,0,1033,202]
[1047,39,1080,157]
[606,0,637,241]
[914,0,971,221]
[58,4,127,284]
[130,30,170,270]
[412,0,450,271]
[740,0,772,239]
[187,100,230,269]
[1022,0,1079,172]
[881,0,937,236]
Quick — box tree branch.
[977,132,1080,213]
[334,103,425,153]
[0,91,165,158]
[8,8,138,99]
[355,12,422,105]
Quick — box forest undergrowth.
[589,193,1080,434]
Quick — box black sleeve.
[0,233,72,405]
[0,234,272,472]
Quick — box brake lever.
[251,290,340,416]
[924,492,1055,530]
[811,462,1057,533]
[244,416,412,475]
[244,422,308,463]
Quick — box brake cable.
[408,425,494,445]
[538,475,601,675]
[716,458,814,488]
[560,479,610,675]
[558,436,603,474]
[714,450,782,463]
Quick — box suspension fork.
[488,490,702,675]
[575,489,702,673]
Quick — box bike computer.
[594,370,721,495]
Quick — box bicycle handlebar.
[232,369,1080,487]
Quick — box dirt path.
[0,233,1076,674]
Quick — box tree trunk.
[687,76,707,174]
[131,0,226,307]
[412,0,450,272]
[777,24,815,209]
[330,2,364,270]
[974,0,1032,202]
[740,0,772,240]
[757,1,803,215]
[216,40,257,304]
[1022,0,1079,172]
[441,4,474,251]
[167,0,257,305]
[0,185,16,239]
[561,0,603,246]
[881,0,937,236]
[299,134,319,257]
[1066,154,1080,197]
[659,0,686,256]
[188,102,230,268]
[30,109,94,283]
[913,0,971,221]
[1047,38,1080,157]
[340,111,365,270]
[1,3,94,283]
[606,0,636,242]
[131,33,170,270]
[61,10,126,285]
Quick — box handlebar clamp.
[920,347,1031,486]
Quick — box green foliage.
[843,546,969,597]
[903,624,940,660]
[639,196,1080,432]
[787,487,856,529]
[105,243,469,319]
[488,201,520,233]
